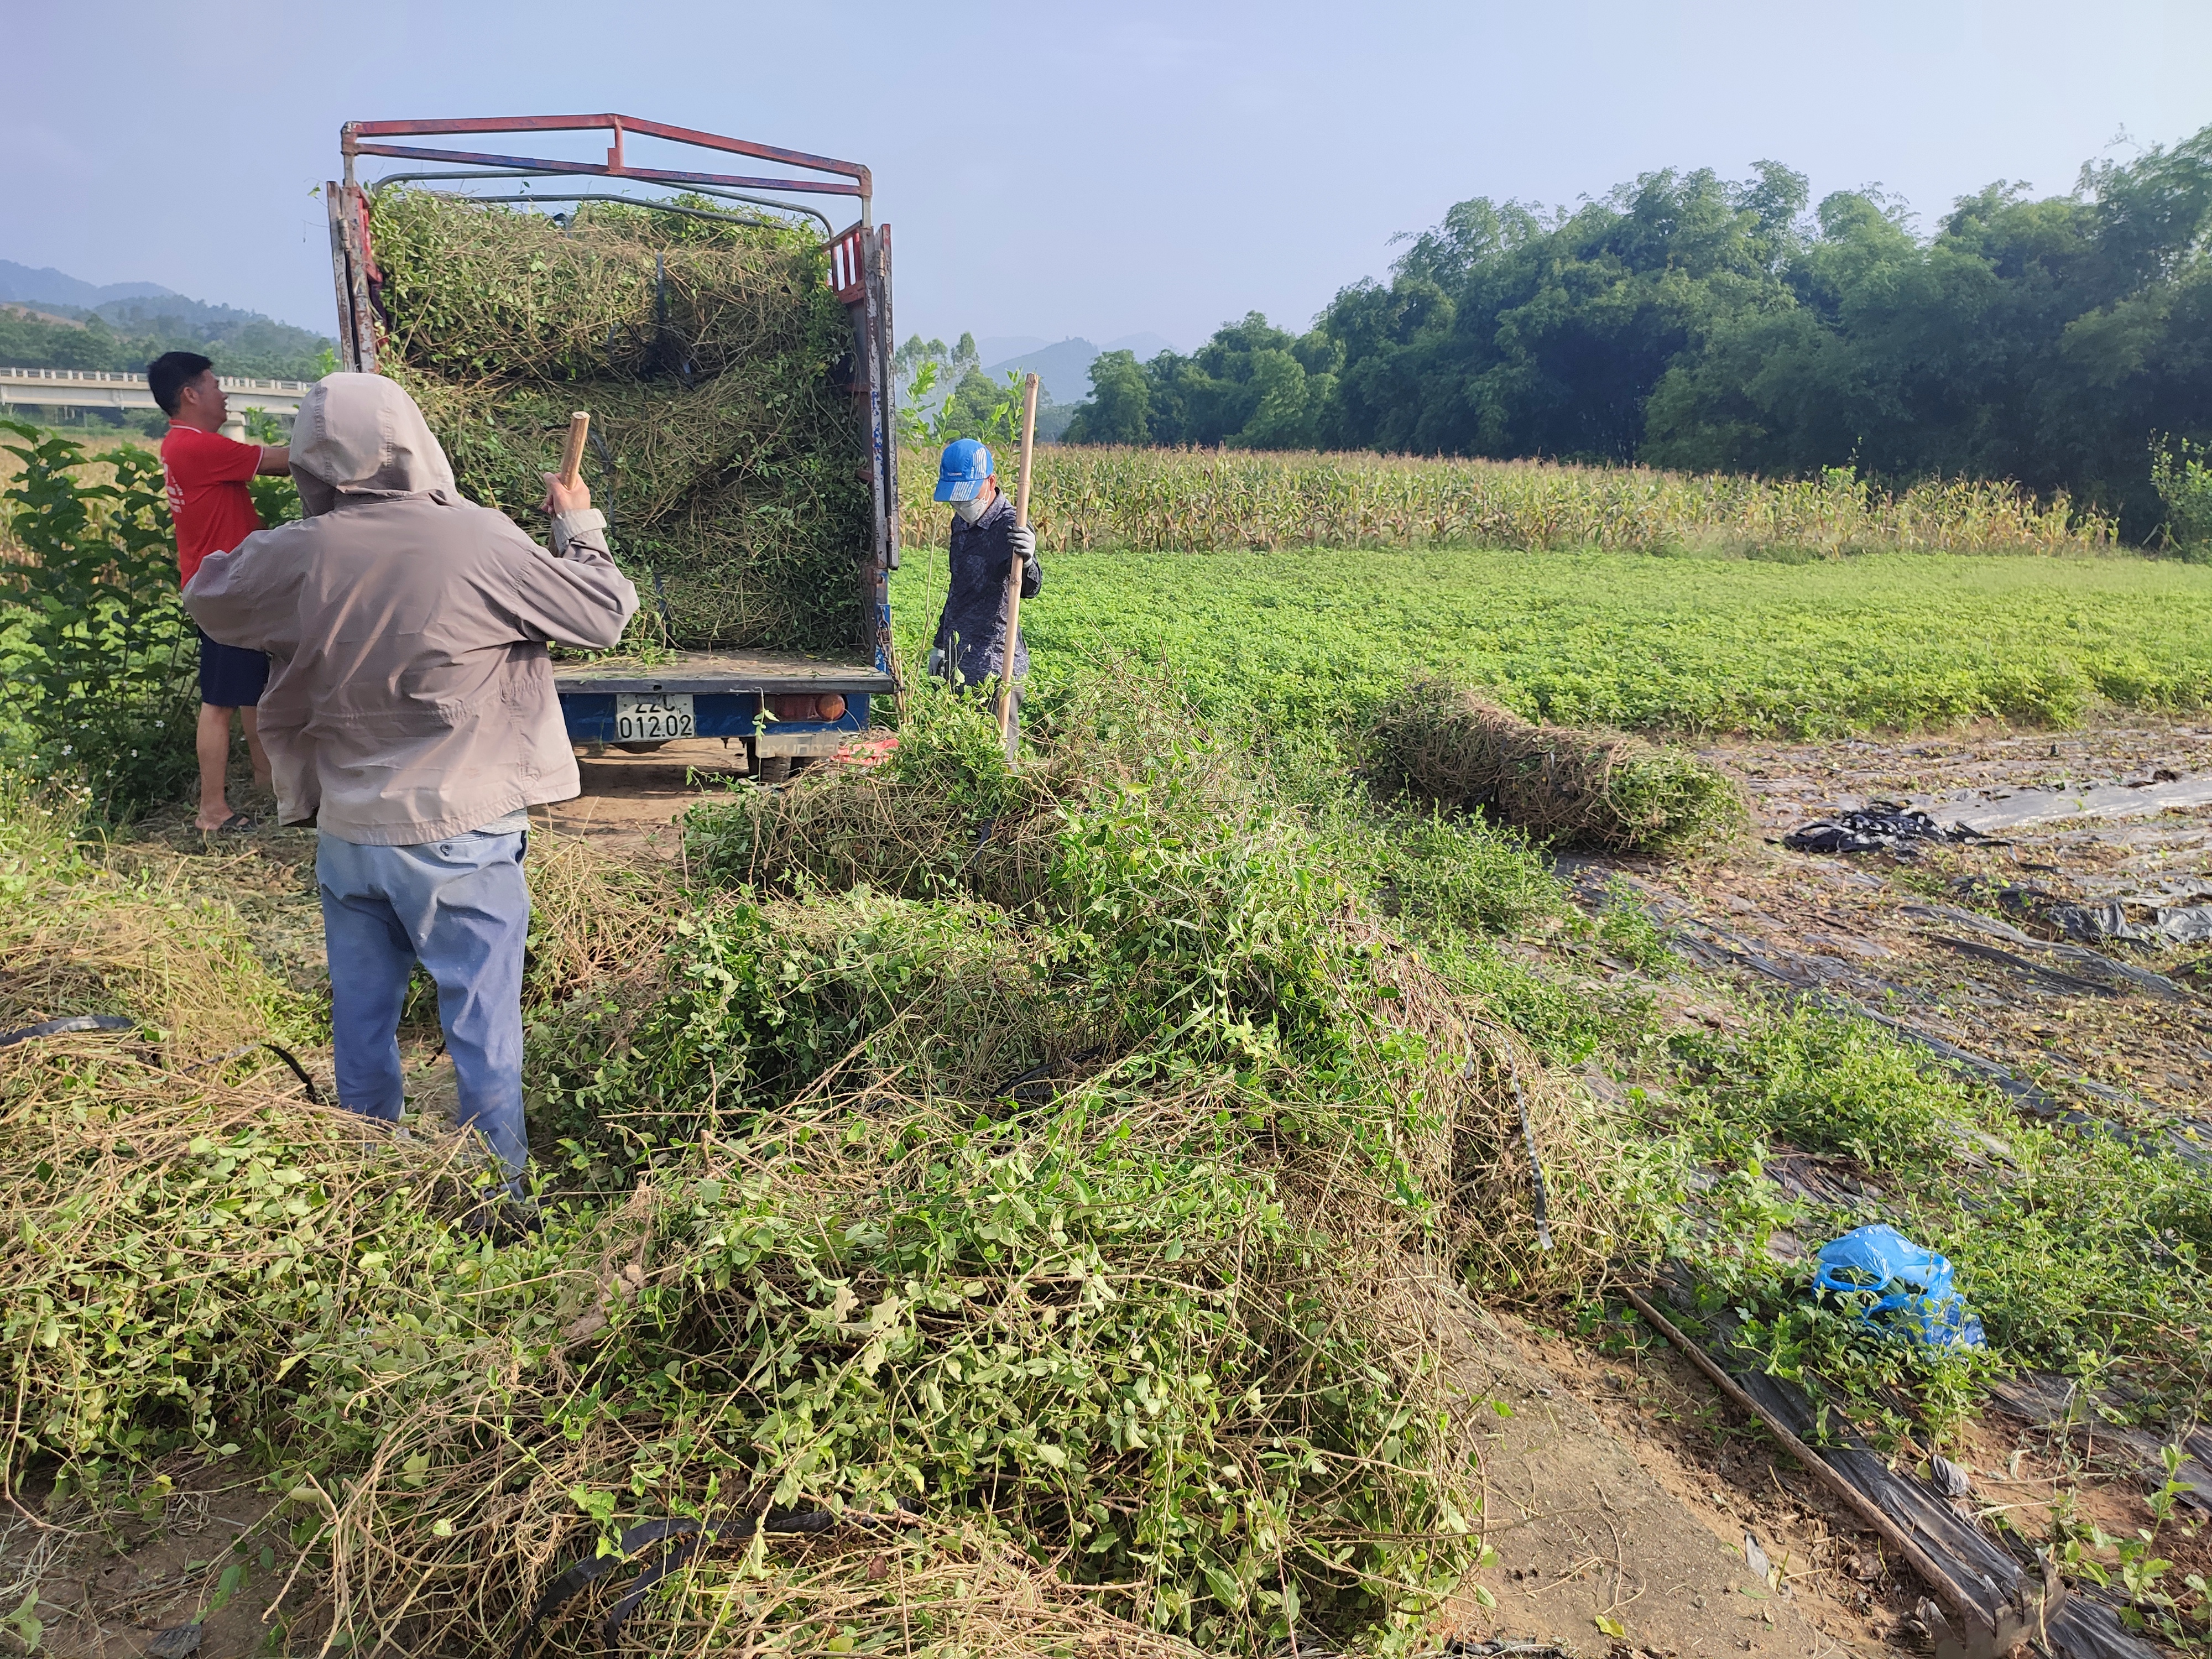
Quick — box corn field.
[3,435,2126,566]
[896,446,2120,557]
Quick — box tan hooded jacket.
[184,373,639,845]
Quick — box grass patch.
[894,544,2212,737]
[0,776,320,1062]
[11,692,1615,1657]
[8,615,2204,1648]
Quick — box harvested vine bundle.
[369,190,871,650]
[1369,678,1745,853]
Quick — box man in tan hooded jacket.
[186,373,638,1202]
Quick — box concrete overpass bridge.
[0,367,310,439]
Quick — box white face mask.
[953,493,992,525]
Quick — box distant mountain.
[0,261,333,382]
[1104,332,1176,361]
[0,260,176,309]
[976,335,1048,365]
[983,338,1100,405]
[88,293,302,337]
[983,331,1187,406]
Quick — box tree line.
[1063,125,2212,539]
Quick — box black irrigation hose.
[181,1040,324,1104]
[509,1510,843,1659]
[0,1014,135,1047]
[0,1013,321,1102]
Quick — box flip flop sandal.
[200,813,256,836]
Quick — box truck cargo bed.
[551,648,896,696]
[330,113,902,768]
[554,648,896,751]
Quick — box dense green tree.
[1063,314,1344,449]
[1323,165,1806,461]
[1316,127,2212,535]
[937,366,1007,436]
[1063,349,1151,444]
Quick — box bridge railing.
[0,367,312,394]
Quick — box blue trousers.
[316,830,530,1183]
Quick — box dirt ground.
[1540,709,2212,1658]
[1428,1284,1851,1658]
[541,738,754,853]
[1660,716,2212,1136]
[1,1467,291,1657]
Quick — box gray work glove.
[1009,525,1036,561]
[924,647,946,678]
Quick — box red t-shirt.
[161,424,265,587]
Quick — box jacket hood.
[291,373,457,516]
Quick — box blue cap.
[933,438,995,502]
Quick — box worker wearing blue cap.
[927,437,1041,757]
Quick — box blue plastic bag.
[1813,1224,1984,1350]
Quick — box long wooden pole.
[997,374,1040,754]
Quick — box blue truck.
[325,112,900,781]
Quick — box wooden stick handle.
[998,375,1041,754]
[557,411,591,489]
[1012,374,1039,529]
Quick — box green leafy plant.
[0,421,197,815]
[238,406,301,531]
[2152,434,2212,561]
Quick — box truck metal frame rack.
[326,113,899,770]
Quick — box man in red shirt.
[149,352,291,832]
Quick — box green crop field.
[896,543,2212,737]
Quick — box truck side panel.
[560,693,870,744]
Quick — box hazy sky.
[6,0,2210,356]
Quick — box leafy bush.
[2152,434,2212,560]
[685,670,1252,913]
[1644,1001,2212,1444]
[0,421,197,815]
[1666,1004,1969,1171]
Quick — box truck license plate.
[613,692,695,743]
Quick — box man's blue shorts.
[197,627,269,709]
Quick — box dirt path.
[535,739,754,854]
[1426,1279,1862,1657]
